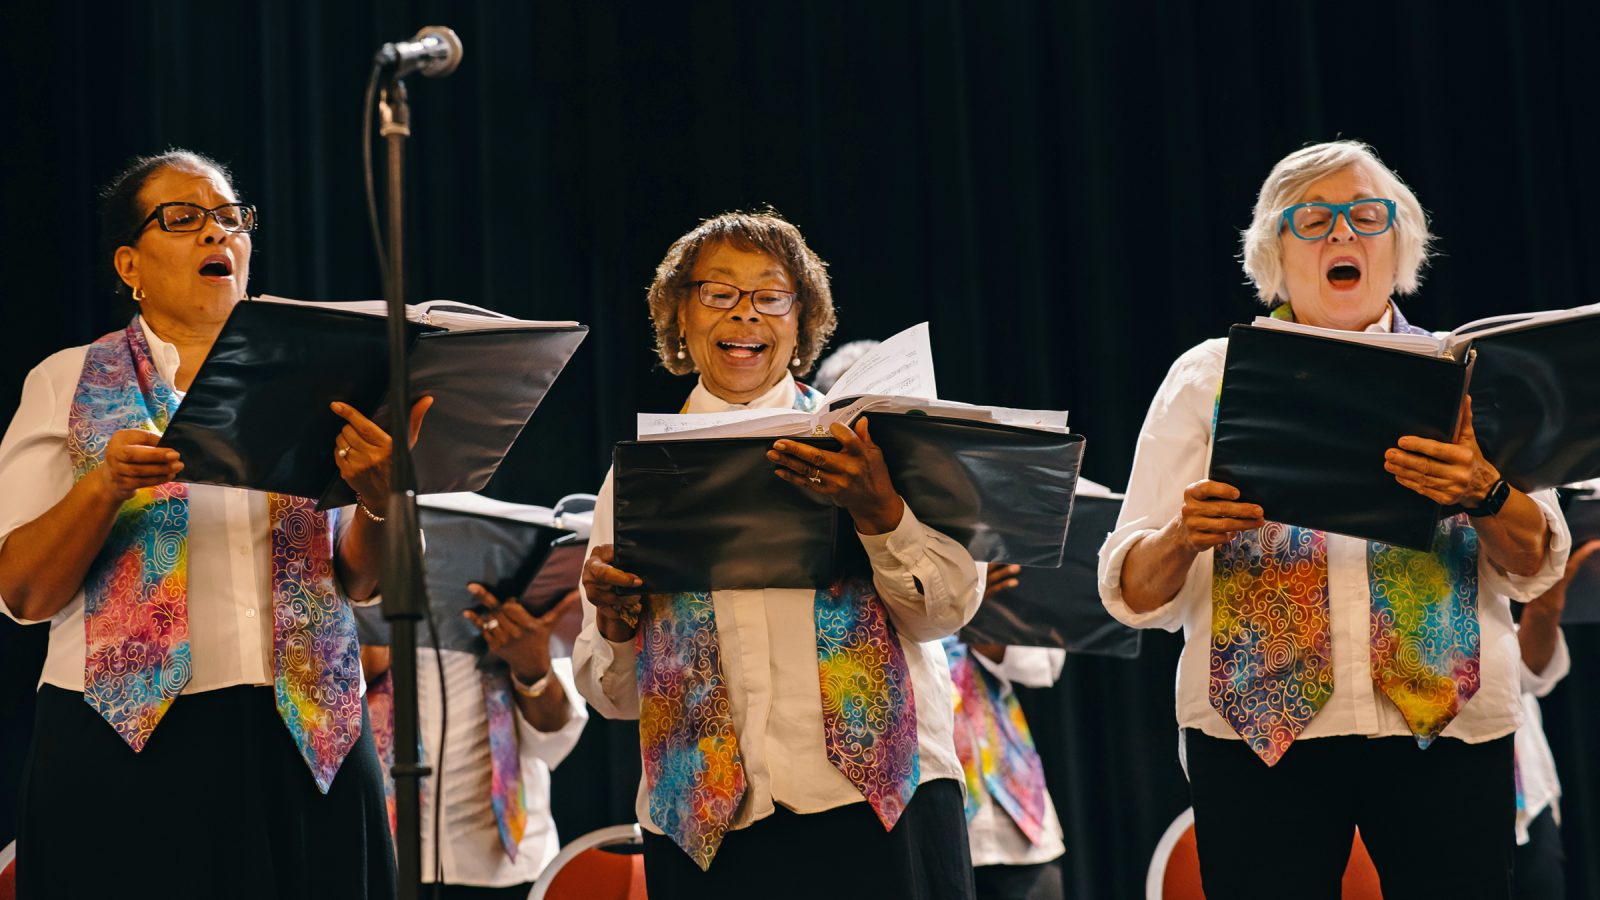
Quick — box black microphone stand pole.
[377,75,431,900]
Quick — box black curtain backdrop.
[2,2,1598,897]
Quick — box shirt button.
[245,608,257,618]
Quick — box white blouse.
[0,320,370,694]
[1097,334,1570,746]
[1514,631,1569,844]
[966,647,1067,868]
[417,651,588,887]
[573,374,985,835]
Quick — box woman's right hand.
[1172,479,1265,552]
[583,543,646,642]
[97,429,183,503]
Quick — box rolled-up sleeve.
[1481,488,1570,603]
[572,470,642,720]
[1097,340,1226,632]
[975,646,1065,688]
[857,503,983,643]
[1519,630,1570,698]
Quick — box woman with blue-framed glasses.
[1098,140,1567,899]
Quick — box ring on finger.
[484,618,500,632]
[807,466,823,484]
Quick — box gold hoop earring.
[132,286,146,303]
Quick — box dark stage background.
[2,2,1599,897]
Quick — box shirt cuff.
[1521,632,1571,698]
[1494,489,1571,602]
[974,646,1065,688]
[856,502,929,574]
[1097,525,1184,631]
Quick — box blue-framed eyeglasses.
[1279,198,1396,241]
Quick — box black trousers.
[641,778,975,900]
[1512,807,1564,900]
[1185,730,1515,900]
[973,859,1063,900]
[17,685,396,900]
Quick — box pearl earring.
[676,335,687,360]
[791,355,802,368]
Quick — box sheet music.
[252,295,578,331]
[636,408,813,440]
[821,322,937,401]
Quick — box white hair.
[1241,140,1433,305]
[811,339,880,394]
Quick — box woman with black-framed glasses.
[1098,140,1567,899]
[572,210,983,900]
[0,149,426,898]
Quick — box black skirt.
[641,777,975,900]
[16,684,395,900]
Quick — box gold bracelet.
[355,496,387,523]
[511,670,551,699]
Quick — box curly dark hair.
[646,210,837,377]
[99,149,237,298]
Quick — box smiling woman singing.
[1097,141,1569,899]
[0,150,430,898]
[573,211,984,900]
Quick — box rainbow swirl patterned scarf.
[637,379,919,869]
[942,638,1047,844]
[1209,303,1479,765]
[68,319,361,792]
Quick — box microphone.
[373,26,463,79]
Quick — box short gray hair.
[811,340,880,393]
[1241,140,1433,305]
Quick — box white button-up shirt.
[1097,331,1570,746]
[417,651,588,887]
[0,320,370,694]
[1514,631,1569,844]
[573,374,984,835]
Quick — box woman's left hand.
[331,396,434,512]
[769,416,905,535]
[463,583,575,683]
[1385,395,1500,508]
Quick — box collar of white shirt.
[138,317,184,389]
[685,373,799,413]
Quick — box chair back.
[1146,809,1383,899]
[529,824,646,900]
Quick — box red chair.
[0,840,16,900]
[1145,808,1382,899]
[529,824,646,900]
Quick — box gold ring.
[338,447,349,459]
[808,467,823,484]
[484,618,500,631]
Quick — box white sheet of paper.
[253,295,579,331]
[821,322,938,401]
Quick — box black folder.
[959,493,1141,657]
[354,502,578,652]
[1209,324,1470,551]
[1469,312,1600,491]
[157,300,588,507]
[612,414,1084,592]
[1559,489,1600,626]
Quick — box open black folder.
[612,413,1084,592]
[959,491,1141,657]
[1210,324,1469,550]
[157,298,588,508]
[354,495,583,651]
[1212,306,1600,550]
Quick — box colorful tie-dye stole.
[482,669,530,860]
[365,664,528,858]
[67,320,191,751]
[1207,303,1482,765]
[1210,524,1334,766]
[1368,519,1480,745]
[637,379,919,868]
[367,671,400,834]
[269,495,363,792]
[817,577,921,830]
[69,318,362,791]
[941,638,1047,844]
[637,589,747,871]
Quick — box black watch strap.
[1465,477,1511,517]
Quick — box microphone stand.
[377,75,432,900]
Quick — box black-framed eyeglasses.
[1279,198,1395,241]
[137,202,258,236]
[688,280,797,316]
